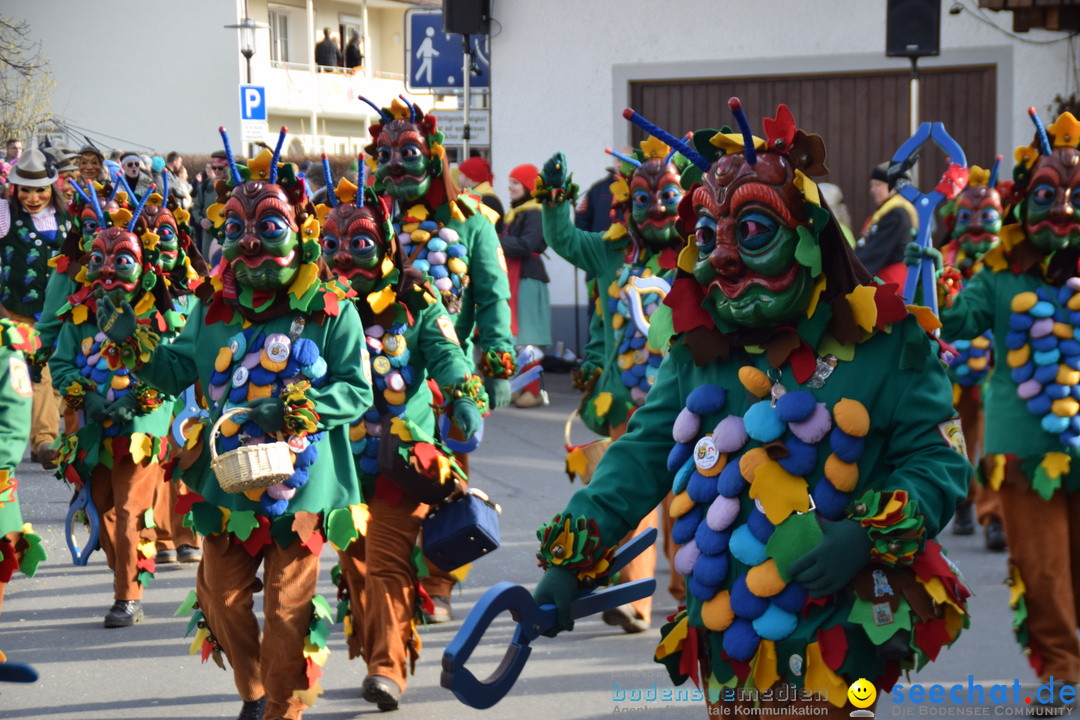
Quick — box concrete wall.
[488,0,1078,353]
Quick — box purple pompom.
[706,495,741,532]
[789,403,832,444]
[712,415,749,454]
[674,539,701,576]
[673,408,702,444]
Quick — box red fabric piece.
[0,541,18,583]
[816,624,849,671]
[239,515,272,556]
[111,437,131,465]
[374,474,404,506]
[173,491,205,516]
[728,656,751,682]
[201,638,214,662]
[666,277,714,333]
[911,540,971,605]
[789,342,817,384]
[876,263,908,288]
[54,255,70,274]
[250,289,276,309]
[412,442,441,475]
[763,104,797,149]
[874,660,901,693]
[300,529,325,556]
[322,289,339,316]
[1029,644,1045,677]
[505,256,522,336]
[427,378,445,405]
[416,582,435,616]
[204,295,235,326]
[305,656,323,687]
[65,465,83,486]
[913,617,951,662]
[805,595,831,611]
[874,283,909,328]
[678,625,701,688]
[136,556,156,573]
[658,247,679,271]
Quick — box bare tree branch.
[0,16,53,142]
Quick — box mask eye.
[83,219,99,234]
[401,144,423,161]
[695,215,717,254]
[956,208,972,225]
[632,189,650,208]
[88,250,104,268]
[258,216,288,242]
[376,146,391,164]
[350,235,375,254]
[157,225,175,240]
[115,254,137,270]
[736,212,779,252]
[1032,184,1056,207]
[322,235,339,253]
[224,217,243,241]
[661,184,682,206]
[980,208,1000,225]
[1071,189,1080,209]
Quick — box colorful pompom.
[674,539,701,576]
[705,495,741,532]
[721,617,761,661]
[712,415,749,454]
[789,402,832,444]
[743,401,786,443]
[774,390,816,423]
[752,604,799,641]
[685,384,727,415]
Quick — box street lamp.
[225,17,261,84]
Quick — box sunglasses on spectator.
[124,161,140,168]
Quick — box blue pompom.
[293,443,318,468]
[687,469,720,504]
[722,618,761,662]
[248,366,277,386]
[746,507,775,542]
[1034,349,1062,366]
[447,244,467,258]
[743,401,786,443]
[672,456,696,494]
[218,434,241,452]
[260,494,290,517]
[772,581,808,613]
[291,338,319,365]
[729,525,768,566]
[687,574,720,601]
[1046,383,1071,400]
[774,390,816,424]
[667,442,693,472]
[778,437,818,476]
[1042,414,1071,434]
[1011,364,1035,383]
[359,454,379,475]
[695,523,732,556]
[672,509,703,546]
[715,460,747,498]
[1031,301,1056,318]
[1060,339,1080,356]
[1008,313,1035,331]
[829,427,865,463]
[229,386,248,403]
[1033,336,1059,354]
[209,370,230,386]
[686,384,727,415]
[1027,395,1053,416]
[1071,311,1080,327]
[812,479,850,520]
[430,265,449,280]
[691,551,729,588]
[282,360,301,378]
[1067,355,1080,371]
[1034,364,1060,384]
[752,604,799,641]
[283,467,310,489]
[729,575,769,619]
[1005,330,1029,351]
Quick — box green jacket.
[0,320,33,536]
[135,300,372,544]
[36,269,78,355]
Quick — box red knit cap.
[509,163,540,191]
[458,156,492,184]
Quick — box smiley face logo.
[847,678,877,709]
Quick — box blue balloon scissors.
[65,483,100,566]
[890,122,967,315]
[441,527,657,709]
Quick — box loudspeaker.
[886,0,941,57]
[443,0,490,35]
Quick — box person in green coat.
[96,134,372,720]
[533,100,972,715]
[317,168,486,710]
[936,108,1080,701]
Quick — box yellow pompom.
[243,488,264,502]
[110,375,131,390]
[1007,347,1030,368]
[611,314,624,330]
[447,258,467,275]
[739,366,771,398]
[824,454,859,492]
[1055,322,1075,340]
[697,453,727,478]
[260,350,288,373]
[1052,398,1080,417]
[739,447,770,482]
[1069,294,1080,311]
[1010,292,1038,313]
[247,384,272,401]
[746,558,787,597]
[384,389,407,406]
[214,347,233,373]
[967,356,988,372]
[833,398,870,437]
[668,491,696,519]
[700,590,735,631]
[81,337,95,355]
[607,282,621,299]
[410,229,431,244]
[1057,367,1080,386]
[349,421,367,442]
[971,335,991,350]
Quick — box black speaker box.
[443,0,490,35]
[886,0,941,58]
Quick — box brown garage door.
[630,65,996,233]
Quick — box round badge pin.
[372,356,392,375]
[231,366,249,387]
[694,436,720,471]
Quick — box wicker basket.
[210,407,296,494]
[563,409,611,485]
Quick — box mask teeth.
[269,126,288,184]
[621,107,709,172]
[604,147,642,168]
[357,95,391,123]
[127,183,154,232]
[728,97,757,166]
[218,126,243,185]
[989,154,1002,187]
[322,153,338,208]
[1028,107,1053,156]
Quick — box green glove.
[103,392,140,424]
[83,391,109,423]
[903,241,943,271]
[452,398,483,439]
[787,518,873,597]
[95,290,137,343]
[245,397,286,434]
[484,377,511,409]
[540,152,571,192]
[532,565,579,637]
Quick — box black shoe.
[103,600,143,628]
[951,501,975,536]
[363,675,401,711]
[177,545,203,563]
[985,518,1007,552]
[155,548,178,564]
[237,696,266,720]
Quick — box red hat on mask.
[509,163,540,191]
[458,156,493,184]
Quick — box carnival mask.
[630,158,683,249]
[143,204,180,272]
[951,185,1003,261]
[86,226,144,302]
[322,202,386,294]
[222,181,301,291]
[373,120,432,203]
[79,153,102,182]
[1022,147,1080,253]
[691,152,814,328]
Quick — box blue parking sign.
[240,85,267,121]
[405,9,489,93]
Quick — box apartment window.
[269,10,289,63]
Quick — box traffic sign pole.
[462,33,471,158]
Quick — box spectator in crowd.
[165,152,192,210]
[457,156,505,234]
[855,162,917,285]
[77,144,106,184]
[315,27,342,69]
[190,150,229,261]
[119,154,153,198]
[345,30,363,69]
[5,139,22,164]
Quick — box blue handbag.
[423,488,501,573]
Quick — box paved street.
[0,372,1058,719]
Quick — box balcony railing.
[262,61,409,117]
